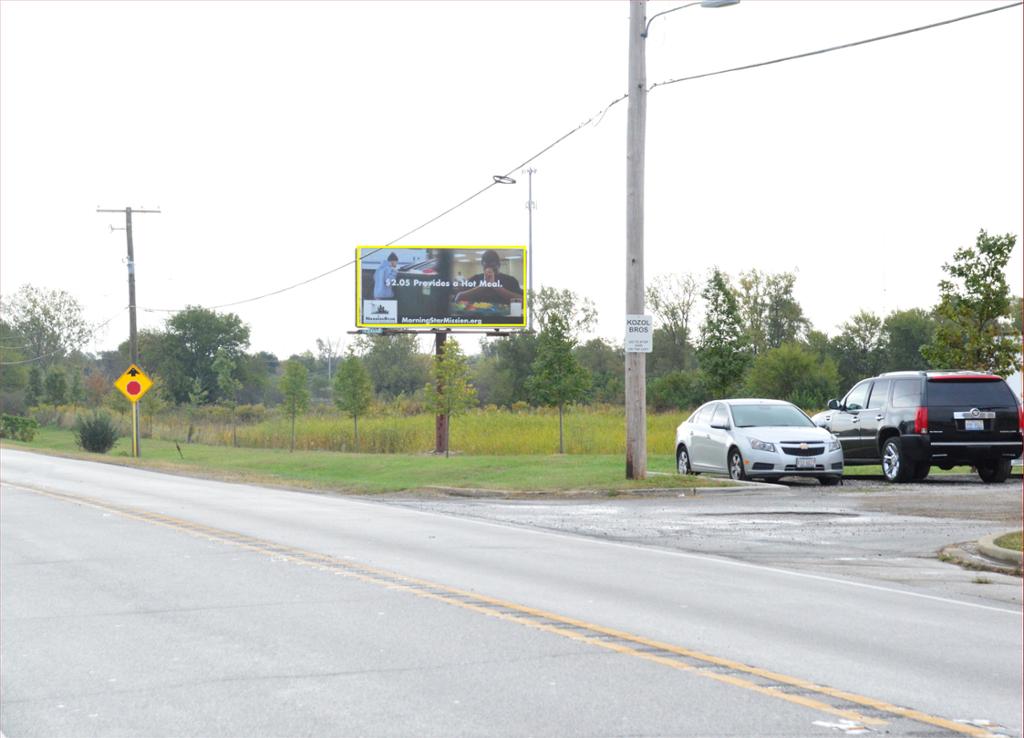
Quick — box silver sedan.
[675,399,844,485]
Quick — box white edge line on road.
[2,451,1020,618]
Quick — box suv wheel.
[977,459,1012,484]
[881,438,914,483]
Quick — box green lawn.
[3,428,724,495]
[994,531,1023,552]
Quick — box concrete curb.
[977,532,1024,566]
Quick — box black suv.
[813,371,1023,483]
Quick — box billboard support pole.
[434,331,448,455]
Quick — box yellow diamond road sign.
[114,364,153,403]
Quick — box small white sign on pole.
[625,314,653,353]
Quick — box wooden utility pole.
[98,206,161,457]
[625,0,647,479]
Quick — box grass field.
[136,407,686,456]
[3,428,724,495]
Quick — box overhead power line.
[650,1,1023,92]
[141,1,1022,315]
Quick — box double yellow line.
[13,483,1005,738]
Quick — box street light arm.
[642,0,740,37]
[642,2,701,37]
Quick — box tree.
[26,366,43,408]
[532,286,597,335]
[153,306,250,405]
[185,377,208,444]
[423,340,477,457]
[646,273,698,374]
[575,338,624,404]
[1009,296,1022,336]
[697,269,749,398]
[831,310,885,390]
[356,334,429,400]
[736,270,809,356]
[0,319,28,392]
[279,360,310,452]
[1,285,91,369]
[526,313,592,453]
[68,369,85,408]
[880,308,935,372]
[43,368,68,410]
[213,349,243,446]
[477,332,538,407]
[649,370,706,411]
[743,343,839,410]
[84,371,109,408]
[922,230,1019,375]
[333,352,373,451]
[238,351,278,405]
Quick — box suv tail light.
[1019,405,1024,430]
[914,407,928,434]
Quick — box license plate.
[965,419,984,431]
[797,457,816,469]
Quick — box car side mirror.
[711,422,730,431]
[827,399,841,410]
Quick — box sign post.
[114,364,153,457]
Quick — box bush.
[0,414,39,442]
[649,370,707,411]
[0,391,27,417]
[74,412,120,453]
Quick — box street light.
[625,0,738,480]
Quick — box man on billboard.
[454,250,523,304]
[373,252,400,299]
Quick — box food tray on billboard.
[356,245,528,329]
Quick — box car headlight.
[749,438,776,453]
[828,436,841,452]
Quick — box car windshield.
[731,404,814,428]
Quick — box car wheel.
[676,445,692,475]
[818,476,840,486]
[977,459,1011,483]
[728,448,746,481]
[912,463,930,482]
[881,438,914,483]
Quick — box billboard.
[356,245,528,329]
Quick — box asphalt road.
[2,449,1021,737]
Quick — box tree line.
[2,230,1020,431]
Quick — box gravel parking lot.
[379,474,1023,607]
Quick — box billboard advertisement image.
[356,246,527,329]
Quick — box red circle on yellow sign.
[127,381,141,396]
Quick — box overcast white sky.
[2,0,1021,360]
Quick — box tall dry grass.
[38,403,688,455]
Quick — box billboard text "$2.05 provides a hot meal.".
[356,246,528,329]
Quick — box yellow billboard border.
[355,245,529,329]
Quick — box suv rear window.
[891,379,922,408]
[926,379,1016,407]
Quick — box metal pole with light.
[624,0,738,480]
